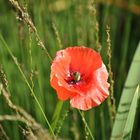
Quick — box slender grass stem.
[52,22,63,49]
[89,0,101,52]
[0,34,56,139]
[106,25,116,125]
[100,107,106,140]
[78,110,95,140]
[9,0,52,62]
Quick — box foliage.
[0,0,140,139]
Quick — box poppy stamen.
[73,72,81,82]
[65,71,81,85]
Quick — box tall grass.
[0,0,140,139]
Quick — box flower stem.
[51,100,64,131]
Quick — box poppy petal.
[51,75,76,100]
[51,50,71,88]
[70,64,109,110]
[50,46,109,110]
[66,47,102,76]
[51,50,70,79]
[50,48,93,95]
[93,64,110,95]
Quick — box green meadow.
[0,0,140,140]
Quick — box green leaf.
[122,85,140,140]
[111,42,140,140]
[0,84,2,95]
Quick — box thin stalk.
[0,34,56,139]
[52,22,63,49]
[100,107,106,140]
[78,110,95,140]
[9,0,52,62]
[51,100,63,131]
[89,0,101,52]
[106,25,116,126]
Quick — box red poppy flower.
[50,46,110,110]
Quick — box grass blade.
[111,42,140,140]
[122,85,140,140]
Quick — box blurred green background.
[0,0,140,140]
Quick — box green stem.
[78,110,95,140]
[0,34,56,139]
[51,100,63,131]
[100,107,106,140]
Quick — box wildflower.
[50,46,109,110]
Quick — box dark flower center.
[73,72,81,82]
[65,71,81,85]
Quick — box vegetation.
[0,0,140,139]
